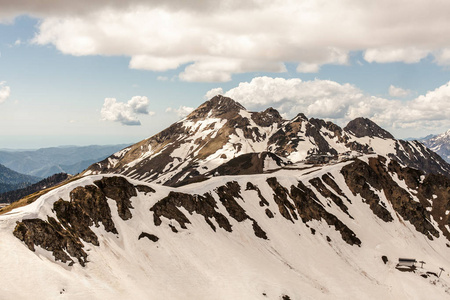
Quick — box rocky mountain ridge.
[421,129,450,163]
[85,95,450,186]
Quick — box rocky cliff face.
[85,96,450,186]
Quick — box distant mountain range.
[0,172,70,204]
[0,164,41,194]
[419,130,450,163]
[0,144,130,178]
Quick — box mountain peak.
[344,117,394,139]
[187,95,246,120]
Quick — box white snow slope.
[1,157,450,299]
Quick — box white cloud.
[296,63,320,73]
[433,48,450,66]
[2,1,450,80]
[101,96,153,126]
[364,47,430,64]
[0,82,11,103]
[388,85,411,98]
[166,106,194,118]
[157,76,168,81]
[204,88,224,100]
[205,76,450,131]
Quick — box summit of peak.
[344,117,394,139]
[186,95,246,120]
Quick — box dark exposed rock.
[252,221,268,240]
[391,140,450,177]
[215,181,248,222]
[13,176,143,266]
[13,217,88,266]
[66,185,118,234]
[169,224,178,233]
[290,182,361,246]
[342,157,441,239]
[151,182,268,239]
[187,95,245,119]
[341,159,394,222]
[150,191,232,232]
[136,185,156,194]
[308,177,352,218]
[266,176,360,246]
[246,182,270,207]
[268,117,306,157]
[210,152,287,177]
[266,177,298,222]
[209,153,264,176]
[382,256,388,264]
[344,141,372,154]
[94,176,136,220]
[265,208,274,218]
[344,117,394,139]
[306,119,338,156]
[321,173,352,203]
[215,181,268,239]
[251,107,283,127]
[138,232,159,242]
[418,174,450,240]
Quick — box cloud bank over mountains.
[206,77,450,131]
[2,0,450,82]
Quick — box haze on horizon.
[0,0,449,149]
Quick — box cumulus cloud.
[166,106,194,118]
[2,1,450,80]
[205,76,450,131]
[204,88,224,100]
[5,1,450,81]
[0,82,11,103]
[388,85,411,98]
[101,96,154,126]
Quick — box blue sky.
[0,1,449,148]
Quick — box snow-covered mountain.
[85,96,450,186]
[1,155,450,299]
[1,96,450,299]
[421,129,450,163]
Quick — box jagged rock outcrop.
[13,176,139,266]
[342,157,445,239]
